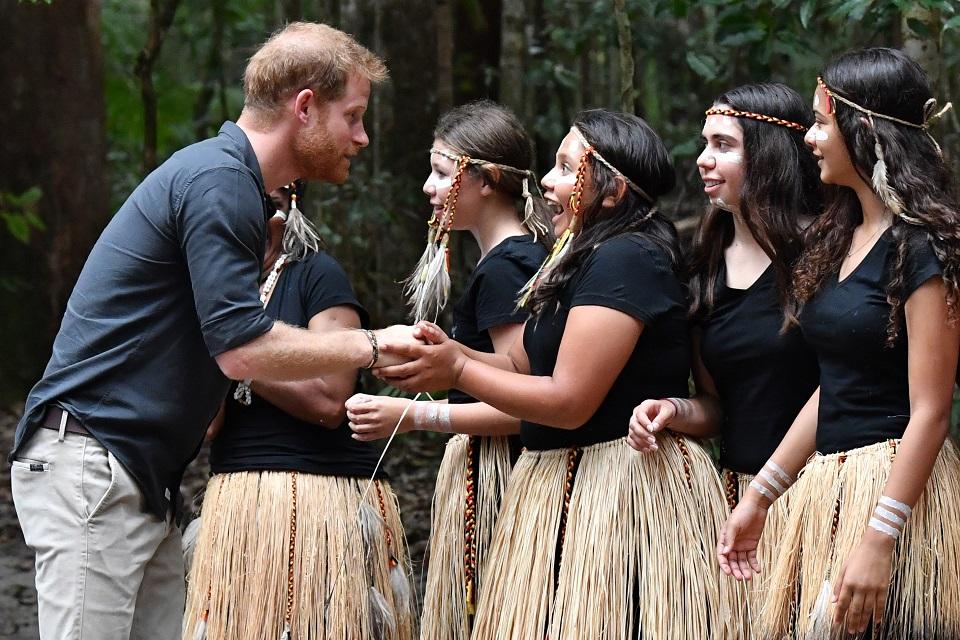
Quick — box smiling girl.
[627,83,822,631]
[718,48,960,639]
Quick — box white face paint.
[813,92,820,108]
[423,143,459,220]
[814,129,829,141]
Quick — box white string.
[323,391,434,619]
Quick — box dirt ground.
[0,403,446,638]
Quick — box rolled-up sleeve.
[177,168,274,356]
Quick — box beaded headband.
[704,106,807,132]
[570,127,654,205]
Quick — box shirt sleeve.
[570,236,677,325]
[301,253,370,328]
[177,167,274,356]
[474,254,535,332]
[902,230,943,298]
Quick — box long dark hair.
[790,48,960,343]
[688,83,823,321]
[528,109,680,315]
[434,100,553,247]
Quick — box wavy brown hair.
[688,83,823,321]
[789,48,960,344]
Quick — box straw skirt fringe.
[183,471,414,640]
[420,435,512,640]
[723,470,791,639]
[471,435,748,640]
[760,438,960,640]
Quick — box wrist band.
[664,397,692,419]
[437,405,452,433]
[749,459,795,503]
[868,517,901,540]
[869,495,912,540]
[361,329,379,369]
[748,479,776,501]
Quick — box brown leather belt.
[40,407,93,437]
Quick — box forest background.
[0,0,959,633]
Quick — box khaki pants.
[11,427,184,640]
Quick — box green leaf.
[719,27,767,47]
[686,52,718,80]
[1,213,30,244]
[943,15,960,31]
[906,17,933,37]
[671,138,700,158]
[800,0,816,28]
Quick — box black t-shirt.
[521,234,690,450]
[210,251,379,477]
[800,228,942,454]
[448,235,546,404]
[700,263,819,474]
[11,122,274,519]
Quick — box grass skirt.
[420,435,512,640]
[760,438,960,640]
[183,471,414,640]
[723,470,792,639]
[470,434,747,640]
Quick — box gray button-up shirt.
[12,121,274,519]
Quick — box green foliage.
[0,187,45,244]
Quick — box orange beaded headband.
[704,106,808,132]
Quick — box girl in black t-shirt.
[183,184,415,640]
[376,110,744,639]
[719,48,960,639]
[344,101,550,639]
[626,83,822,631]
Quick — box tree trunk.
[499,0,525,113]
[901,5,941,92]
[135,0,182,175]
[436,0,454,109]
[192,0,227,140]
[613,0,635,113]
[0,0,108,399]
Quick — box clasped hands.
[372,321,467,391]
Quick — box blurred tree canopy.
[1,0,958,404]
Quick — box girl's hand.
[626,399,677,453]
[831,530,894,634]
[374,339,468,393]
[413,320,450,345]
[717,496,768,581]
[345,393,418,441]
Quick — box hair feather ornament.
[516,129,596,308]
[406,149,547,321]
[403,153,468,322]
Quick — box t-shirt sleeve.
[570,236,676,325]
[902,231,943,298]
[474,254,535,331]
[301,253,370,328]
[177,168,274,356]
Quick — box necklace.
[260,254,288,303]
[846,224,887,257]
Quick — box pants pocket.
[81,442,118,521]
